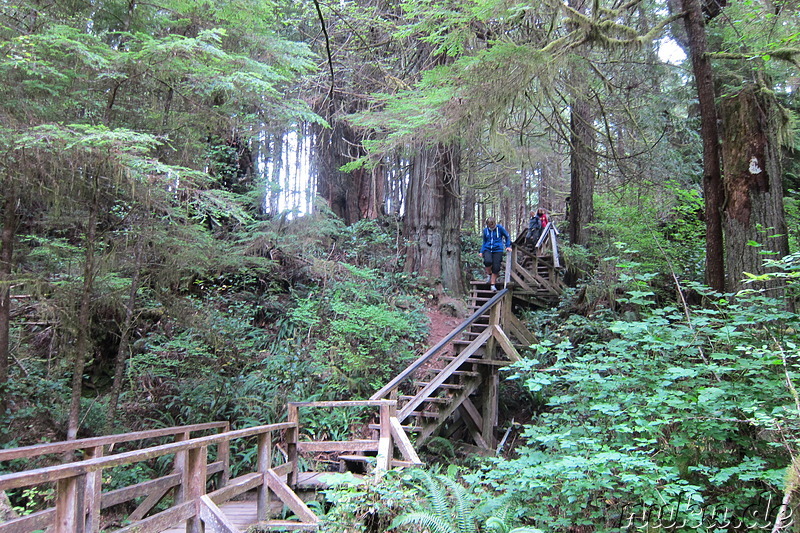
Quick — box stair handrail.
[370,288,509,402]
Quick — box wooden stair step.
[399,395,451,403]
[408,410,441,418]
[441,356,511,366]
[415,382,464,389]
[368,423,422,432]
[259,521,319,530]
[339,454,373,462]
[418,368,479,377]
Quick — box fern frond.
[411,469,452,520]
[390,511,457,533]
[436,474,477,533]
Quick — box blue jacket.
[480,224,511,254]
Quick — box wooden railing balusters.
[172,431,190,515]
[55,473,85,533]
[217,422,231,489]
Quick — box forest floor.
[425,305,461,346]
[418,304,464,373]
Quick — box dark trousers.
[482,251,503,274]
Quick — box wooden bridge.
[0,225,563,533]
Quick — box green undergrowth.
[464,284,800,532]
[318,270,800,532]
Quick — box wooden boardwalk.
[0,226,563,533]
[159,472,331,533]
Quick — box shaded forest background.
[1,0,800,530]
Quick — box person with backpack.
[479,217,512,292]
[527,208,549,247]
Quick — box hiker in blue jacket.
[479,217,512,292]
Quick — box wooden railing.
[0,401,424,532]
[0,422,230,465]
[0,422,307,533]
[371,290,507,401]
[510,223,564,298]
[287,400,422,479]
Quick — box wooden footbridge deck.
[0,226,563,533]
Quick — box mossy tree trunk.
[67,175,99,442]
[315,116,384,225]
[720,85,789,293]
[106,234,145,426]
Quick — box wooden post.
[287,404,299,488]
[486,301,500,359]
[217,422,231,488]
[480,367,499,450]
[256,430,272,521]
[83,445,103,533]
[173,431,190,507]
[185,445,207,533]
[376,401,392,473]
[504,250,513,288]
[54,474,85,533]
[501,291,512,332]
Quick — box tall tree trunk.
[67,178,98,442]
[681,0,726,292]
[106,236,144,426]
[268,133,283,217]
[720,85,789,293]
[463,155,477,231]
[568,96,596,246]
[0,187,15,417]
[403,144,466,294]
[314,116,376,225]
[565,0,597,247]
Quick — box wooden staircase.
[370,223,563,451]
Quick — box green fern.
[390,469,479,533]
[390,511,457,533]
[437,475,476,533]
[485,517,543,533]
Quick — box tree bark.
[314,117,380,225]
[106,236,144,426]
[681,0,726,292]
[403,144,466,294]
[0,187,15,417]
[720,85,789,293]
[67,177,98,442]
[568,96,596,246]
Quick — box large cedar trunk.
[568,96,596,246]
[314,118,383,224]
[403,144,466,294]
[720,85,789,293]
[681,0,726,292]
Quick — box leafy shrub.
[289,275,429,398]
[469,286,800,532]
